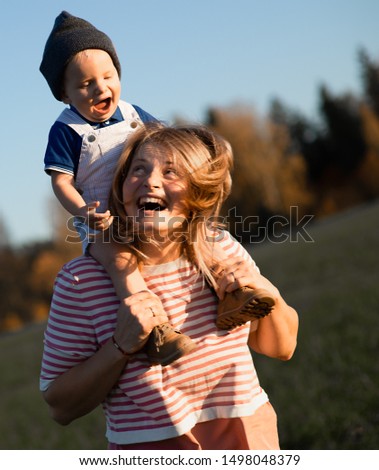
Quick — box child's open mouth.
[94,98,111,113]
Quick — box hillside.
[1,200,378,449]
[250,200,379,449]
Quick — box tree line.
[1,48,378,331]
[206,48,379,235]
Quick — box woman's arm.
[248,292,298,360]
[42,292,168,425]
[43,338,129,425]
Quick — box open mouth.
[94,97,111,112]
[137,196,168,212]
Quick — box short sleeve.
[39,262,100,391]
[43,121,82,176]
[132,105,159,124]
[216,230,260,273]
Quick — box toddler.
[40,11,195,365]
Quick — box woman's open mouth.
[137,196,168,213]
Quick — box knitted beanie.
[40,11,121,101]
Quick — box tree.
[358,48,379,118]
[206,104,313,240]
[0,200,81,332]
[357,103,379,199]
[318,85,366,175]
[0,216,10,248]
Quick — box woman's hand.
[113,291,169,354]
[42,291,168,425]
[216,256,280,302]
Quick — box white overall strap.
[56,107,93,135]
[118,100,143,125]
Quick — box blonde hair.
[110,122,233,288]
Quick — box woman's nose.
[144,169,162,188]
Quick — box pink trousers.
[109,402,280,450]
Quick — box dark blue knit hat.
[40,11,121,101]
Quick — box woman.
[40,123,299,449]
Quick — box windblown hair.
[109,122,233,288]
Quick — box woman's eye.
[132,166,146,175]
[166,167,178,176]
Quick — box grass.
[250,200,379,449]
[1,200,378,449]
[0,324,106,449]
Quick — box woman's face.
[122,143,189,239]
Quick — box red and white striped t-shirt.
[40,231,268,445]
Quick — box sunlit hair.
[109,122,233,288]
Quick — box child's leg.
[89,240,196,365]
[90,240,147,298]
[211,241,275,330]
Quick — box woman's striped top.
[40,231,268,445]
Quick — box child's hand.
[84,201,114,231]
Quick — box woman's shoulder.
[62,253,101,269]
[212,229,241,251]
[213,229,256,263]
[57,255,108,285]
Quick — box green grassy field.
[1,200,378,449]
[251,200,379,449]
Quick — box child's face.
[122,143,189,239]
[62,49,121,122]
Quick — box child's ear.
[61,87,71,104]
[62,93,71,105]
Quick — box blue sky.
[1,0,378,246]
